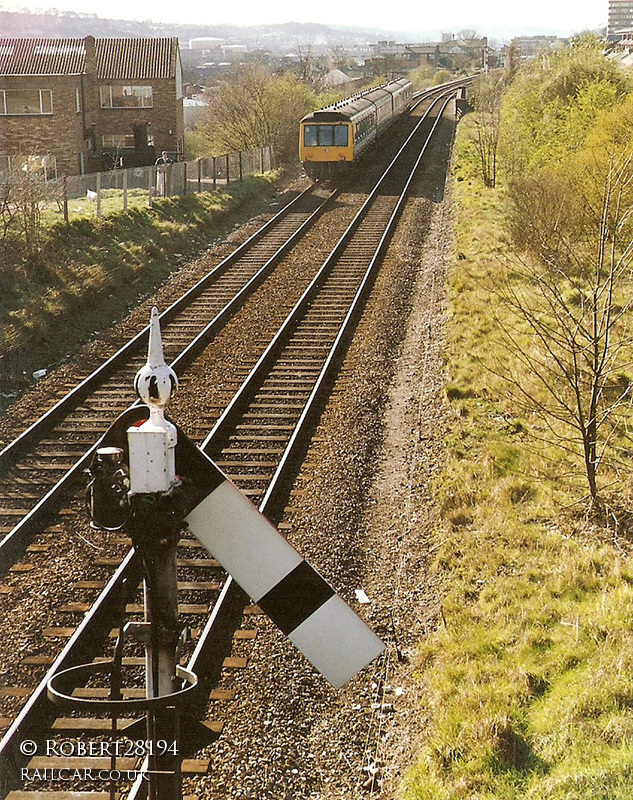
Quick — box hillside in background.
[0,10,415,51]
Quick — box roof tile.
[0,37,178,78]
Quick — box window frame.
[303,123,349,148]
[0,88,53,115]
[100,85,154,109]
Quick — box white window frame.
[0,89,53,115]
[100,85,154,109]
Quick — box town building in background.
[0,36,184,176]
[608,0,633,38]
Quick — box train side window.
[304,125,318,147]
[334,126,348,146]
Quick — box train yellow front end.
[299,119,353,181]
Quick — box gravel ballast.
[181,114,457,799]
[0,105,458,798]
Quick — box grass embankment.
[0,174,279,383]
[403,122,633,799]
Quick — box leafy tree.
[432,68,453,86]
[197,66,319,165]
[408,64,435,90]
[481,44,633,509]
[500,38,629,175]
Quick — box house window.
[0,89,53,115]
[100,85,153,109]
[102,134,136,148]
[0,153,57,179]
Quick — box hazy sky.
[0,0,606,34]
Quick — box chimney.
[84,35,96,74]
[81,36,99,163]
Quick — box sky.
[0,0,606,35]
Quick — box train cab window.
[304,124,348,147]
[334,125,349,146]
[318,126,335,146]
[304,125,318,147]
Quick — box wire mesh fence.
[14,145,274,222]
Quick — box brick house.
[0,36,184,176]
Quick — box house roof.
[0,39,85,75]
[322,69,351,88]
[405,45,439,55]
[0,37,180,78]
[95,38,178,79]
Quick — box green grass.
[0,173,280,378]
[39,187,151,224]
[401,120,633,800]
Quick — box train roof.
[301,78,412,124]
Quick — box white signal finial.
[128,308,179,495]
[133,307,178,427]
[147,305,166,369]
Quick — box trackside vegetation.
[403,39,633,799]
[0,174,279,384]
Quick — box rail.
[0,86,462,797]
[0,182,339,574]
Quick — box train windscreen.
[304,125,348,147]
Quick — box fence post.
[63,175,69,224]
[96,172,101,218]
[183,162,188,196]
[197,158,202,193]
[239,151,243,182]
[212,156,217,189]
[123,168,128,212]
[226,154,230,185]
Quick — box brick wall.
[95,78,183,159]
[0,75,85,175]
[0,46,184,176]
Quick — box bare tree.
[471,72,505,188]
[490,152,633,509]
[198,65,316,164]
[295,44,318,87]
[0,157,60,261]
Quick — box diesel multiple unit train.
[299,78,414,181]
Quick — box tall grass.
[402,121,633,800]
[0,174,279,379]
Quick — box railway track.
[0,181,342,575]
[0,87,460,798]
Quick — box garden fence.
[51,146,273,221]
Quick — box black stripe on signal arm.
[174,426,226,512]
[257,561,335,635]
